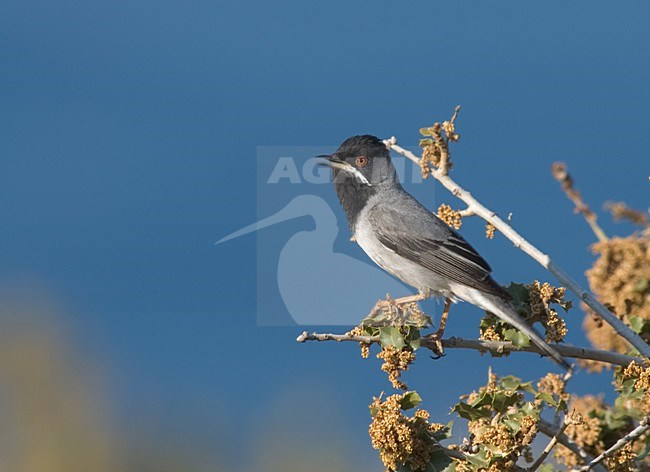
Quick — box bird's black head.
[317,135,399,231]
[324,135,397,187]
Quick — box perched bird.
[318,135,569,369]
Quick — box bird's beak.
[314,154,371,186]
[314,154,338,166]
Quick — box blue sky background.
[2,1,649,470]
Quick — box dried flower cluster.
[485,222,496,239]
[418,106,461,178]
[583,235,650,368]
[420,144,441,178]
[369,393,445,472]
[620,360,650,392]
[605,201,650,228]
[528,281,570,343]
[437,204,463,230]
[447,371,569,472]
[555,396,604,467]
[616,360,650,417]
[478,282,570,348]
[537,372,569,402]
[346,325,371,358]
[553,393,649,471]
[606,443,638,472]
[441,119,460,143]
[377,345,416,390]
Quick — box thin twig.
[551,162,608,242]
[537,419,606,472]
[296,332,641,367]
[527,414,572,472]
[385,138,650,360]
[575,416,650,471]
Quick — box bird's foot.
[424,298,452,359]
[424,331,445,359]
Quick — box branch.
[551,162,608,243]
[385,138,650,361]
[575,416,650,471]
[296,332,641,367]
[537,419,606,472]
[527,414,571,472]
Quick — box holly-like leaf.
[628,315,650,337]
[396,463,413,472]
[400,391,423,410]
[559,299,573,313]
[379,327,406,349]
[452,401,490,421]
[505,282,532,317]
[503,416,523,433]
[420,128,433,137]
[504,328,531,348]
[489,391,521,414]
[425,448,455,472]
[498,375,535,393]
[464,448,490,468]
[535,392,568,412]
[432,420,454,441]
[634,278,649,294]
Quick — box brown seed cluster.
[620,360,650,392]
[485,222,496,239]
[369,394,443,472]
[346,326,371,358]
[556,395,647,471]
[459,373,538,471]
[369,296,431,328]
[617,361,650,415]
[437,204,462,230]
[377,345,416,390]
[479,324,503,342]
[537,373,569,402]
[441,120,460,143]
[528,280,569,343]
[606,442,637,472]
[605,201,650,228]
[420,145,441,178]
[555,396,605,468]
[582,236,650,369]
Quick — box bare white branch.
[296,331,641,367]
[527,415,571,472]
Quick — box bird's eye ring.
[355,156,368,167]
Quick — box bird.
[317,134,569,369]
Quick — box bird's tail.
[454,285,570,370]
[489,296,570,370]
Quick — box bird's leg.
[426,298,452,359]
[435,298,452,339]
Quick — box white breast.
[353,201,452,298]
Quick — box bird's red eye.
[355,156,368,167]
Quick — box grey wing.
[368,201,509,299]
